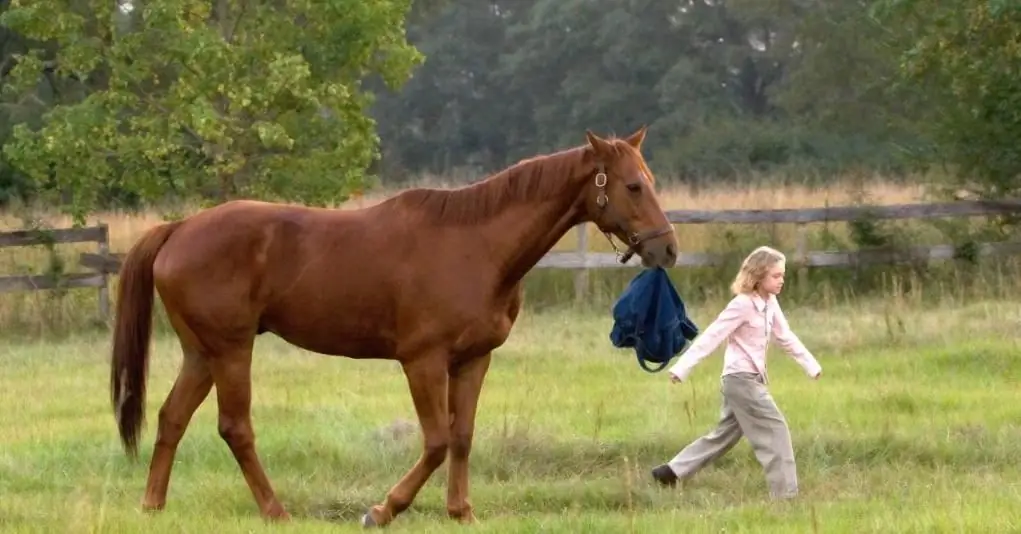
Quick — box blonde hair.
[730,246,786,295]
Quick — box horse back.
[151,201,391,350]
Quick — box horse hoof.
[361,504,393,528]
[140,501,164,514]
[263,501,291,521]
[268,511,291,522]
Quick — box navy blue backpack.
[609,267,700,372]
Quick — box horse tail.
[110,220,184,458]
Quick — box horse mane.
[392,137,652,226]
[392,145,588,226]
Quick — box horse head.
[581,126,678,269]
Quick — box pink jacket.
[667,292,821,383]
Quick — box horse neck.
[479,160,591,289]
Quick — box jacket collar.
[750,292,771,312]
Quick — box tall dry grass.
[0,177,929,252]
[0,176,1011,337]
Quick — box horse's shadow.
[290,481,690,526]
[296,497,445,524]
[298,497,371,523]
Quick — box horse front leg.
[363,353,450,528]
[445,352,492,524]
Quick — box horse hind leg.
[208,344,289,520]
[142,343,214,512]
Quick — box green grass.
[2,298,1021,533]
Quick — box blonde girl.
[650,246,822,499]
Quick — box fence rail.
[536,240,1021,269]
[538,199,1021,299]
[657,199,1021,225]
[1,200,1019,316]
[0,224,112,319]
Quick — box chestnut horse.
[109,126,677,527]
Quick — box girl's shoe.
[650,464,678,487]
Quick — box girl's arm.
[668,295,750,382]
[772,304,822,378]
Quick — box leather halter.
[593,166,674,264]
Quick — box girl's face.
[758,261,786,296]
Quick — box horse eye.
[626,183,641,193]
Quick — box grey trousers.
[667,372,799,498]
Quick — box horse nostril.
[665,244,677,264]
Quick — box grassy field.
[2,296,1020,533]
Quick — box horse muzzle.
[617,226,676,267]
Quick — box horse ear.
[586,129,611,156]
[625,125,647,149]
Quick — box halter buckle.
[595,172,608,208]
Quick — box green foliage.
[0,0,422,223]
[872,0,1021,204]
[650,119,913,184]
[1,0,1017,217]
[369,0,918,183]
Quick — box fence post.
[573,223,589,303]
[97,224,110,322]
[794,222,808,291]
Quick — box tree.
[0,0,422,223]
[871,0,1021,200]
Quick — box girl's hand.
[813,370,823,380]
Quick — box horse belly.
[277,328,395,359]
[259,288,398,359]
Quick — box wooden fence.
[0,224,113,319]
[2,199,1020,319]
[536,199,1021,299]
